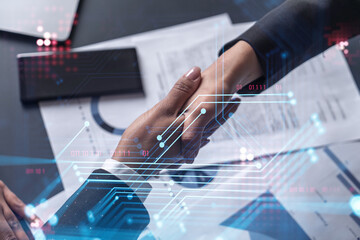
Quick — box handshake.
[112,41,262,176]
[112,66,240,176]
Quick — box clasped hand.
[113,66,240,175]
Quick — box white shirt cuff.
[101,159,152,203]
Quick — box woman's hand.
[180,41,263,161]
[112,67,203,176]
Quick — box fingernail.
[185,67,200,80]
[231,96,241,102]
[201,139,210,148]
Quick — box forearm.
[221,0,360,93]
[201,40,262,95]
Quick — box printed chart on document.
[38,18,360,236]
[38,14,233,195]
[144,141,360,240]
[137,30,360,239]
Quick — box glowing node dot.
[37,26,43,32]
[49,215,58,226]
[287,91,294,98]
[311,113,318,121]
[247,153,254,161]
[239,154,247,161]
[43,32,51,39]
[36,39,44,46]
[127,194,133,200]
[319,127,325,134]
[344,49,349,55]
[73,164,78,170]
[157,135,162,141]
[75,171,80,176]
[169,180,174,186]
[44,39,51,46]
[159,142,165,148]
[228,112,234,118]
[156,221,163,228]
[240,147,247,154]
[78,177,84,182]
[87,211,95,223]
[84,121,90,127]
[290,99,297,105]
[115,196,119,201]
[186,210,190,215]
[256,162,262,169]
[311,155,318,163]
[169,192,174,197]
[25,204,36,218]
[307,148,315,155]
[154,214,159,220]
[350,195,360,216]
[201,108,206,114]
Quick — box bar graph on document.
[272,142,360,240]
[146,142,360,240]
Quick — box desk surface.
[0,0,359,203]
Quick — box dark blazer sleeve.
[221,0,360,94]
[42,169,150,239]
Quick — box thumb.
[181,96,232,162]
[163,67,201,114]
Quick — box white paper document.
[149,41,360,164]
[36,14,360,223]
[144,141,360,240]
[36,14,234,220]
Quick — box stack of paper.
[36,14,360,224]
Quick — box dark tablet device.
[17,48,143,103]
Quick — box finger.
[3,207,28,240]
[163,67,201,115]
[0,205,17,240]
[200,138,210,148]
[164,160,186,171]
[203,98,241,139]
[2,182,42,228]
[181,95,238,160]
[2,183,26,219]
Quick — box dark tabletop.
[0,0,359,203]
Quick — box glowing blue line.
[154,112,203,165]
[55,123,88,159]
[160,95,201,137]
[163,104,202,144]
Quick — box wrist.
[220,40,263,93]
[112,150,160,176]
